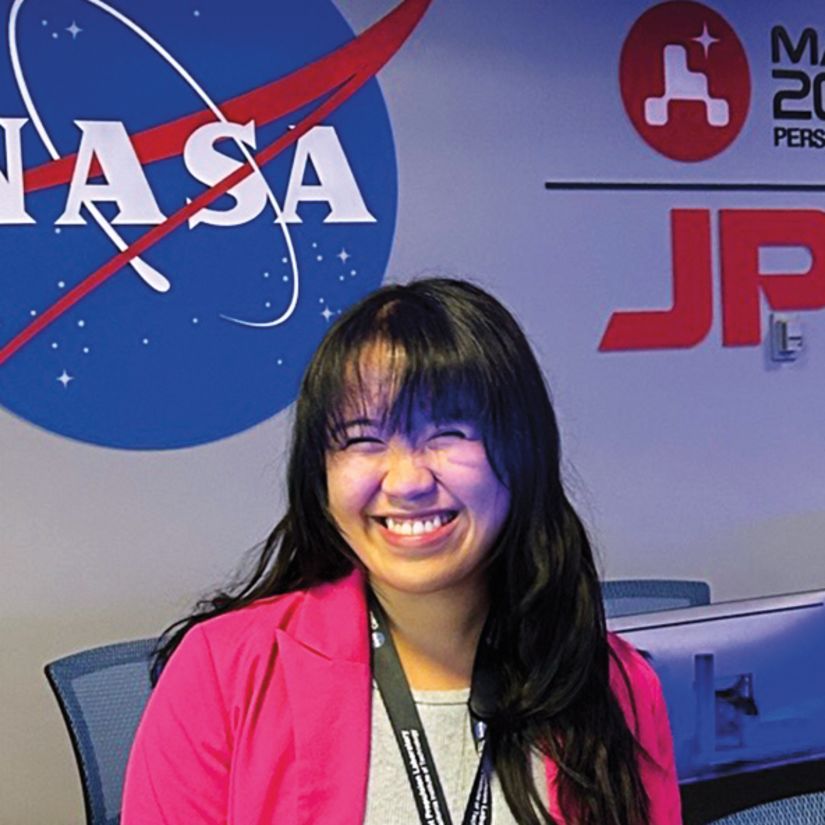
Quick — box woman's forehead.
[332,389,478,435]
[334,383,424,427]
[330,339,483,427]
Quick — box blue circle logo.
[0,0,425,449]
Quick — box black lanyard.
[368,591,493,825]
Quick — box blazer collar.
[290,567,371,664]
[277,569,372,825]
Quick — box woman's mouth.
[374,510,458,538]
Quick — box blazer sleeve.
[121,625,232,824]
[644,668,682,824]
[609,635,682,825]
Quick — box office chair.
[602,578,711,618]
[44,638,157,825]
[708,791,825,824]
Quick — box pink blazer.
[122,571,682,824]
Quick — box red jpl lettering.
[720,209,825,345]
[599,209,712,351]
[600,208,825,350]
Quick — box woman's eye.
[342,436,384,449]
[429,429,468,441]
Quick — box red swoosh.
[1,0,431,366]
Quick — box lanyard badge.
[368,591,494,825]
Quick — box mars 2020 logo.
[0,0,430,449]
[620,0,750,162]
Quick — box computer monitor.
[609,589,825,823]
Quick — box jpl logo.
[0,0,430,449]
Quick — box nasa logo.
[619,1,750,162]
[0,0,430,449]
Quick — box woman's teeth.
[383,512,455,536]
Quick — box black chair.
[602,578,711,618]
[45,638,156,825]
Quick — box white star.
[692,22,719,58]
[321,306,334,322]
[337,248,350,263]
[57,370,74,388]
[66,21,82,39]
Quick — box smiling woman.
[326,357,510,589]
[326,381,510,690]
[122,278,681,825]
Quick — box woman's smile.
[371,508,460,548]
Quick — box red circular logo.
[620,1,750,162]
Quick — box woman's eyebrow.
[332,417,381,436]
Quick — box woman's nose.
[381,446,436,500]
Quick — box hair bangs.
[321,294,497,449]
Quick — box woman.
[123,278,680,824]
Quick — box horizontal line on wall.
[544,181,825,192]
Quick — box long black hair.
[153,278,649,825]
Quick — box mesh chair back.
[709,791,825,824]
[602,579,711,618]
[45,638,156,825]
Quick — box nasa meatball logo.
[620,1,750,162]
[0,0,430,450]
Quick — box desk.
[680,755,825,824]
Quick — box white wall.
[3,1,824,821]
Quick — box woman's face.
[324,352,510,601]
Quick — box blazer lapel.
[278,571,372,825]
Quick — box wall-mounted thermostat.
[770,314,803,362]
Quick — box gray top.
[364,683,547,824]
